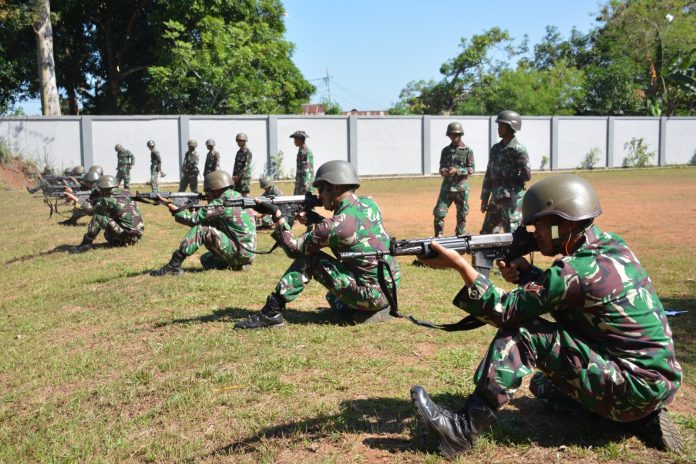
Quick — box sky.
[19,0,604,115]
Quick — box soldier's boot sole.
[632,408,683,454]
[149,266,183,277]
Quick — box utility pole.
[324,69,332,106]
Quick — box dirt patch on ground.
[0,159,36,190]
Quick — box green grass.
[1,168,695,463]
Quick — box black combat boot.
[411,386,496,459]
[234,293,286,329]
[627,408,683,454]
[69,235,94,254]
[58,218,79,226]
[150,250,186,276]
[529,371,586,416]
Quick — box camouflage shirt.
[116,150,135,171]
[455,225,682,408]
[174,188,256,260]
[233,147,252,193]
[182,149,199,175]
[203,149,220,177]
[150,150,161,173]
[91,188,144,234]
[272,193,401,288]
[439,141,475,192]
[481,136,531,203]
[294,145,314,195]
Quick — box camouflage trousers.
[68,207,90,223]
[115,168,131,189]
[275,250,390,311]
[473,317,675,422]
[178,225,254,269]
[480,194,523,234]
[150,169,160,193]
[433,187,469,236]
[178,173,198,193]
[87,214,143,246]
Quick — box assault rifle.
[340,227,538,331]
[186,193,322,225]
[132,191,205,207]
[39,183,83,196]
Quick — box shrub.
[540,155,549,171]
[622,137,655,168]
[689,149,696,166]
[579,148,601,170]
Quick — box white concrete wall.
[276,117,348,178]
[665,118,696,165]
[356,117,421,176]
[0,118,82,170]
[612,118,660,168]
[521,118,552,171]
[557,117,608,169]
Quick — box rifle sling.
[376,257,486,332]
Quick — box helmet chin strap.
[551,222,592,255]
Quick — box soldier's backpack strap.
[376,257,485,331]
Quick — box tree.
[33,0,61,115]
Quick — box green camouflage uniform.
[84,188,144,246]
[480,137,530,234]
[258,185,284,228]
[173,189,256,269]
[179,149,199,192]
[203,148,220,177]
[150,149,162,193]
[233,147,252,195]
[66,185,98,223]
[433,141,475,236]
[454,225,682,422]
[271,193,400,312]
[293,145,314,195]
[115,150,135,189]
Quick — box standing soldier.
[149,170,256,275]
[203,138,220,178]
[480,110,531,235]
[232,133,252,195]
[410,174,683,458]
[147,140,162,193]
[70,175,145,253]
[433,122,475,237]
[290,130,314,195]
[179,139,199,193]
[234,160,400,329]
[114,144,135,189]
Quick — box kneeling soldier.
[234,160,401,329]
[150,170,256,275]
[71,175,144,253]
[410,174,683,458]
[60,170,101,225]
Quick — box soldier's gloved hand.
[252,199,281,221]
[298,209,323,225]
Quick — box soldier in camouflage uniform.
[433,122,475,236]
[147,140,162,193]
[290,130,314,195]
[70,175,144,253]
[256,175,284,230]
[203,138,220,178]
[411,174,683,458]
[480,110,531,235]
[232,133,252,195]
[179,139,199,193]
[150,170,256,275]
[114,144,135,189]
[234,160,401,329]
[59,170,100,226]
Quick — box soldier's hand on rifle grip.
[417,241,464,270]
[480,201,488,213]
[252,198,281,222]
[497,258,530,284]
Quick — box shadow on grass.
[208,392,640,458]
[5,243,111,264]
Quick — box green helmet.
[72,165,85,175]
[63,168,72,175]
[236,133,248,142]
[115,144,124,152]
[204,170,232,191]
[446,122,463,136]
[290,130,308,139]
[496,110,522,132]
[522,174,602,225]
[205,138,216,147]
[147,140,156,148]
[88,165,104,176]
[84,171,100,183]
[97,175,117,190]
[187,139,198,148]
[313,160,360,189]
[259,175,274,189]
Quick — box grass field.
[1,168,695,463]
